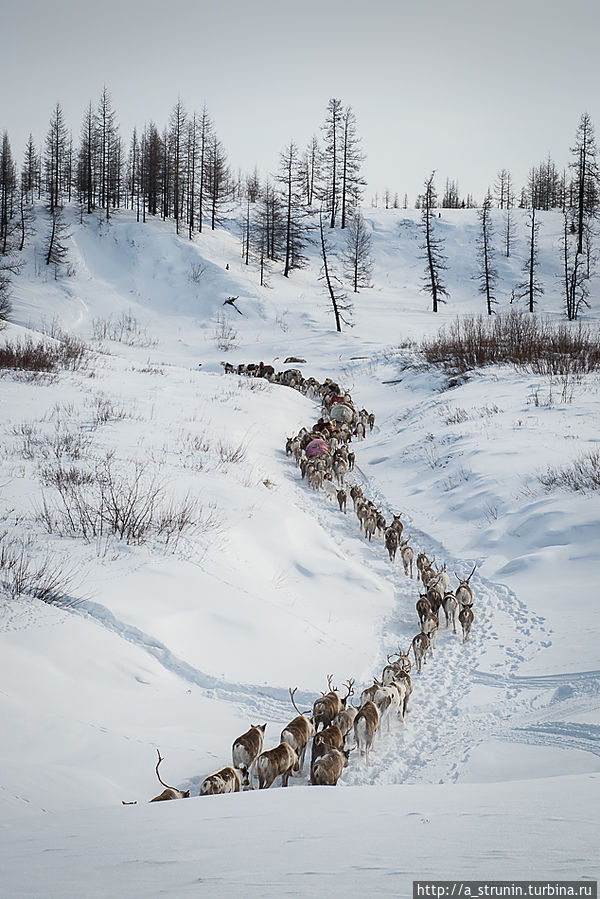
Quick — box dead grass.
[422,311,600,375]
[538,449,600,492]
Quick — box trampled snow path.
[268,392,592,788]
[75,598,314,722]
[39,369,594,795]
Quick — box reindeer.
[334,706,358,745]
[459,604,474,643]
[376,512,387,538]
[232,723,267,787]
[322,473,339,503]
[416,552,430,575]
[200,766,242,796]
[347,450,355,471]
[311,723,345,768]
[333,457,348,486]
[436,563,451,594]
[373,683,403,732]
[421,563,437,588]
[422,610,439,650]
[280,688,315,774]
[149,750,190,802]
[388,514,403,540]
[385,527,399,562]
[364,509,378,542]
[312,676,353,731]
[354,701,379,765]
[356,499,370,532]
[416,595,432,627]
[360,681,380,707]
[251,743,298,789]
[310,748,351,786]
[425,586,444,618]
[400,540,415,577]
[412,632,431,674]
[392,669,412,718]
[442,592,458,634]
[368,412,375,432]
[350,484,363,512]
[337,489,347,513]
[455,565,477,609]
[391,647,412,674]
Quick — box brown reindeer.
[312,676,353,731]
[149,750,190,802]
[200,766,242,796]
[385,527,399,562]
[459,604,474,643]
[388,514,403,539]
[443,592,458,633]
[416,552,430,576]
[455,565,477,609]
[416,595,432,627]
[354,701,379,765]
[422,610,439,650]
[252,743,298,789]
[337,489,347,513]
[310,748,351,786]
[280,688,315,773]
[425,587,444,618]
[400,540,415,577]
[232,723,267,787]
[334,706,358,744]
[412,632,431,674]
[311,724,345,768]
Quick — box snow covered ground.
[1,204,598,896]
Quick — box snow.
[0,203,598,896]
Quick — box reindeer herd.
[145,362,478,803]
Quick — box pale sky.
[2,0,599,204]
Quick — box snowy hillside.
[1,204,599,897]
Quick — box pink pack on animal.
[305,438,329,458]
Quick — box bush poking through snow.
[213,312,238,352]
[538,449,600,493]
[0,532,80,606]
[422,311,600,375]
[0,335,90,372]
[91,313,157,347]
[216,438,248,465]
[36,456,207,549]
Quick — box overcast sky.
[2,0,599,204]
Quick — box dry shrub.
[422,311,600,375]
[0,532,80,605]
[0,334,90,372]
[538,449,600,492]
[37,455,207,548]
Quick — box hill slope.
[1,204,598,896]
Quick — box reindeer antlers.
[155,749,173,791]
[289,687,303,717]
[455,564,477,583]
[342,678,355,700]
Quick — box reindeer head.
[341,678,355,707]
[454,564,477,586]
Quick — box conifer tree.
[476,191,498,314]
[342,212,373,292]
[515,205,543,313]
[570,112,599,255]
[419,172,449,312]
